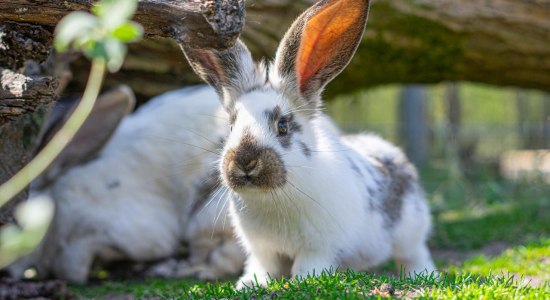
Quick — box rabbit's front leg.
[236,250,286,289]
[291,251,336,278]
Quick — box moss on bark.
[326,2,465,98]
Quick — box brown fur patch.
[229,111,237,126]
[222,133,286,190]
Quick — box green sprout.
[55,0,143,72]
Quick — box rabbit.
[181,0,436,288]
[4,85,245,283]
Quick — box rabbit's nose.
[237,159,260,175]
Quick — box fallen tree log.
[331,0,550,96]
[63,0,550,101]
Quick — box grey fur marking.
[264,107,302,149]
[377,157,413,226]
[300,142,311,158]
[345,155,379,213]
[346,156,362,177]
[364,183,377,211]
[106,180,120,190]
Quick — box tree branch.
[0,0,245,49]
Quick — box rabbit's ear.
[34,85,135,189]
[181,40,257,111]
[274,0,370,107]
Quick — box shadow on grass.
[432,201,549,251]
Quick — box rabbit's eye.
[277,119,289,136]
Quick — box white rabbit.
[5,85,245,283]
[181,0,436,288]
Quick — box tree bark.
[399,85,429,166]
[544,94,550,148]
[0,68,57,125]
[0,0,245,49]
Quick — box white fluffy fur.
[6,86,245,283]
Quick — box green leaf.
[54,12,99,52]
[103,38,128,72]
[82,41,106,61]
[111,22,143,42]
[93,0,138,29]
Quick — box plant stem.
[0,58,106,206]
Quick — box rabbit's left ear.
[181,40,257,111]
[274,0,370,108]
[34,85,135,189]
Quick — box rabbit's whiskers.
[280,147,351,157]
[285,172,346,236]
[145,134,222,156]
[286,165,316,170]
[213,187,231,234]
[142,151,219,182]
[164,121,224,147]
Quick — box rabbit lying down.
[4,85,245,283]
[182,0,436,288]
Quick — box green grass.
[455,239,550,279]
[71,269,549,299]
[431,201,549,250]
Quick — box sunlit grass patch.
[182,271,548,299]
[451,239,550,284]
[421,274,549,299]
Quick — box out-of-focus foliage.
[0,197,53,268]
[54,0,143,72]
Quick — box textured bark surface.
[0,107,46,225]
[0,68,57,125]
[0,0,245,49]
